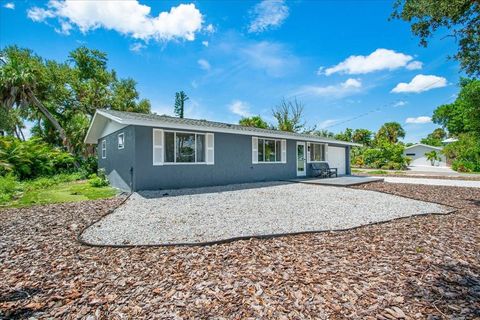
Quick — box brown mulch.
[1,184,479,319]
[353,173,480,181]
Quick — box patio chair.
[311,162,338,178]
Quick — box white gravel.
[383,177,480,188]
[81,182,452,245]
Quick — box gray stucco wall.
[97,126,135,192]
[130,126,349,191]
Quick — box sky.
[0,0,463,142]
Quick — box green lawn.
[2,180,117,208]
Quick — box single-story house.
[84,109,360,191]
[404,144,447,167]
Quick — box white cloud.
[391,74,447,93]
[318,119,341,129]
[204,24,215,33]
[3,2,15,9]
[130,42,146,52]
[197,59,211,71]
[393,100,407,107]
[297,78,363,98]
[406,61,423,70]
[323,48,422,76]
[27,1,204,42]
[202,40,209,47]
[229,100,251,117]
[241,41,296,77]
[405,116,432,124]
[248,0,289,33]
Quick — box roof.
[405,143,443,151]
[84,109,361,146]
[442,138,458,143]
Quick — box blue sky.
[1,0,462,142]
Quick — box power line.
[323,77,451,130]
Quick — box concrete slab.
[288,176,384,186]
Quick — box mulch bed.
[354,173,480,181]
[1,183,479,319]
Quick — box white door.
[327,146,346,175]
[296,142,306,176]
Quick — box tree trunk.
[27,91,80,168]
[17,126,25,141]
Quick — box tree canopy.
[391,0,480,77]
[238,116,269,129]
[0,45,151,156]
[420,128,447,146]
[375,122,406,144]
[272,98,305,133]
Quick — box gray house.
[84,109,359,191]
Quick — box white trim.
[206,133,214,165]
[306,142,311,164]
[152,129,164,165]
[252,137,258,164]
[281,139,287,163]
[163,130,209,165]
[405,143,443,151]
[117,132,125,149]
[101,140,106,159]
[296,141,306,177]
[254,137,284,164]
[90,110,361,147]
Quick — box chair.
[311,162,338,178]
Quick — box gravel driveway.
[81,182,452,245]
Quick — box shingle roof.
[92,109,360,146]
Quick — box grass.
[0,173,117,209]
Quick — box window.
[101,140,106,159]
[309,143,325,162]
[256,138,283,162]
[164,131,206,163]
[118,133,124,149]
[406,153,416,156]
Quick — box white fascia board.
[405,143,443,151]
[94,110,361,147]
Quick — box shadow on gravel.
[408,263,480,319]
[0,287,44,319]
[137,181,292,199]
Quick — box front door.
[296,142,306,176]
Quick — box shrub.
[0,137,76,180]
[0,175,20,205]
[88,169,109,188]
[443,134,480,172]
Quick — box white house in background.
[404,144,447,167]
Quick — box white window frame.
[308,142,327,163]
[117,132,125,149]
[164,130,207,165]
[253,137,286,164]
[101,140,106,159]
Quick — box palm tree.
[376,122,405,144]
[425,150,440,166]
[239,116,268,129]
[174,91,189,118]
[0,46,70,150]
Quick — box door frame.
[296,141,306,177]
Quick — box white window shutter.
[306,142,311,163]
[206,133,214,165]
[324,143,329,161]
[281,139,287,163]
[152,129,164,165]
[252,137,258,164]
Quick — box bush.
[357,142,410,170]
[443,134,480,172]
[0,175,20,205]
[0,137,76,180]
[88,169,109,188]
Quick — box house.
[84,109,360,191]
[403,144,447,167]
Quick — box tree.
[432,79,480,137]
[334,128,353,142]
[391,0,480,77]
[420,128,447,146]
[174,91,188,118]
[239,116,269,129]
[352,129,373,146]
[0,46,70,150]
[272,98,305,132]
[425,150,440,166]
[376,122,405,144]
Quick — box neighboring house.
[84,110,359,191]
[404,144,447,167]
